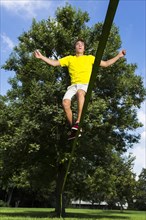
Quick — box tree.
[134,168,146,210]
[0,3,146,217]
[112,154,136,210]
[69,151,136,210]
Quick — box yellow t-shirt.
[59,55,95,85]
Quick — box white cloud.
[1,33,15,51]
[0,0,52,19]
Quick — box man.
[34,39,126,140]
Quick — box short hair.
[74,38,86,48]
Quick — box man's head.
[74,39,85,55]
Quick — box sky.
[0,0,145,178]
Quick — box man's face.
[75,41,85,54]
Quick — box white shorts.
[63,84,88,100]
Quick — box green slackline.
[60,0,120,214]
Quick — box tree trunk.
[120,201,124,212]
[55,163,66,217]
[6,187,14,206]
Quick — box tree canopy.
[0,3,146,216]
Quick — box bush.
[0,200,9,207]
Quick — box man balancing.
[34,39,126,140]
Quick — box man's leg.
[76,89,86,123]
[66,87,86,140]
[62,99,72,126]
[62,85,77,127]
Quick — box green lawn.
[0,207,145,220]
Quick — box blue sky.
[0,0,145,177]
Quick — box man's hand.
[119,49,126,58]
[34,50,43,59]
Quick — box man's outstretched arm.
[34,50,60,67]
[100,50,126,68]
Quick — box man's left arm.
[100,50,126,68]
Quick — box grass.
[0,207,145,220]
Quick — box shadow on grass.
[0,209,131,219]
[0,210,55,218]
[66,211,130,219]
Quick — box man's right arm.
[34,50,60,67]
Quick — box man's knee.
[76,89,86,98]
[62,99,71,110]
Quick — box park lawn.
[0,207,145,220]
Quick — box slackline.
[61,0,120,196]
